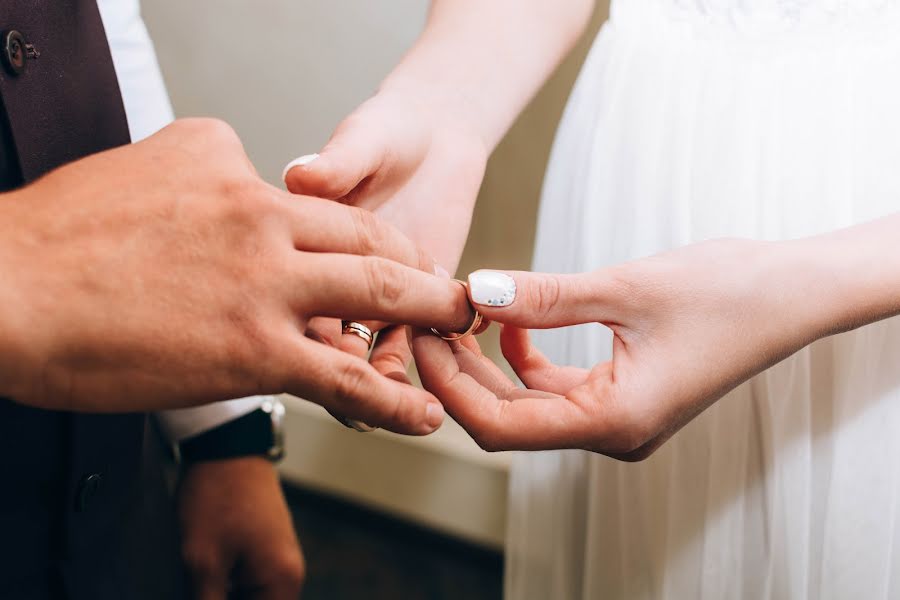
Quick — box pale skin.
[413,217,900,457]
[286,0,900,460]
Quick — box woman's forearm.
[791,213,900,340]
[380,0,595,151]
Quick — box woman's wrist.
[378,0,592,153]
[377,75,489,156]
[781,215,900,343]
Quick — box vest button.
[74,472,104,512]
[2,30,27,76]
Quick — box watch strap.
[178,407,277,464]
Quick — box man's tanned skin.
[0,118,473,434]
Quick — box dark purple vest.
[0,3,185,599]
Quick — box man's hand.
[178,458,304,600]
[0,118,473,434]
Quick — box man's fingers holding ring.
[431,280,486,341]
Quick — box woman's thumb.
[282,120,383,200]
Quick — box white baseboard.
[278,395,510,550]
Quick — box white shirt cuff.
[155,396,270,443]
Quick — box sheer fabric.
[507,1,900,598]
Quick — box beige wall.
[143,0,607,274]
[143,1,608,546]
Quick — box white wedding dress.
[508,1,900,599]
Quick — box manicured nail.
[281,153,319,182]
[468,270,517,307]
[426,402,445,429]
[434,263,451,279]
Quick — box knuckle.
[333,359,373,409]
[214,181,282,243]
[528,275,563,319]
[349,207,387,256]
[169,118,243,159]
[186,117,241,146]
[217,178,256,215]
[362,257,407,309]
[370,347,410,375]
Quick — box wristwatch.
[178,398,286,464]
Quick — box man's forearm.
[381,0,595,151]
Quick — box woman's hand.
[413,238,843,459]
[283,89,487,274]
[283,89,487,386]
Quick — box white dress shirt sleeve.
[155,396,270,442]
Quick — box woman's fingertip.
[468,270,517,308]
[281,153,320,183]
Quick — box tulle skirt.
[507,1,900,598]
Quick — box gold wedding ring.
[341,321,375,352]
[431,280,485,342]
[339,321,376,431]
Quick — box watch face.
[262,398,286,462]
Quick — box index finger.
[284,196,432,272]
[298,254,477,334]
[411,329,595,451]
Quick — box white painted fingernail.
[281,153,319,182]
[468,271,517,307]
